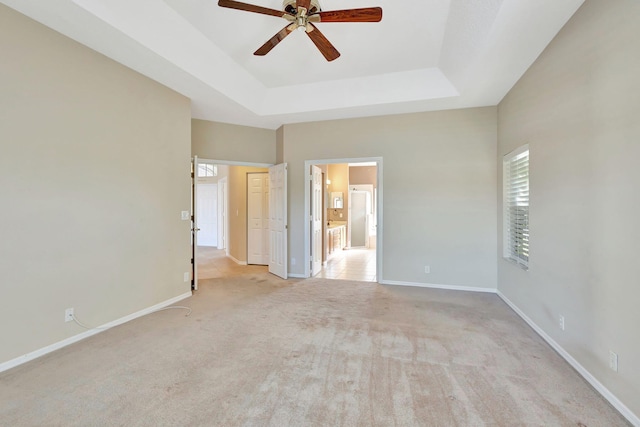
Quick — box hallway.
[198,246,376,282]
[197,246,267,279]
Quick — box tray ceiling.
[1,0,584,129]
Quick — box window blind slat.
[503,147,529,269]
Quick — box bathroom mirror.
[330,192,343,209]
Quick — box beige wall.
[282,107,497,288]
[227,166,268,262]
[191,119,274,264]
[0,5,192,364]
[192,119,276,164]
[349,166,377,188]
[276,126,284,164]
[497,0,640,418]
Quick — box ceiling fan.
[218,0,383,61]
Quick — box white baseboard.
[288,273,306,279]
[228,255,247,265]
[0,291,192,374]
[381,279,497,294]
[497,291,639,427]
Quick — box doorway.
[192,159,288,289]
[304,158,382,282]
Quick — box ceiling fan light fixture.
[218,0,382,61]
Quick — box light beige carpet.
[196,246,268,280]
[0,273,630,426]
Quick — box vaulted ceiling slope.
[2,0,584,129]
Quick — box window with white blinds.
[503,145,529,269]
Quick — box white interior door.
[197,183,217,247]
[217,177,227,250]
[269,163,287,279]
[311,165,322,276]
[247,173,269,265]
[350,191,368,248]
[191,156,199,291]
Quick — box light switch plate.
[181,211,190,220]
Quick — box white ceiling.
[2,0,584,129]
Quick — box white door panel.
[311,165,322,276]
[191,156,199,291]
[217,177,227,250]
[269,163,287,279]
[197,183,217,247]
[349,191,369,248]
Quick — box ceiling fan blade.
[313,7,383,23]
[254,24,295,56]
[218,0,293,18]
[296,0,311,14]
[306,23,340,62]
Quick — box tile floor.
[197,246,376,282]
[315,248,377,282]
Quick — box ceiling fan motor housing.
[283,0,321,15]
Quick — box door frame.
[194,158,274,275]
[303,157,383,282]
[191,156,199,291]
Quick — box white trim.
[381,280,497,294]
[196,158,273,168]
[228,254,248,266]
[376,162,383,281]
[287,273,306,279]
[0,291,192,374]
[503,144,529,159]
[497,291,640,427]
[303,157,383,281]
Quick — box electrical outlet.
[291,258,296,265]
[183,272,190,282]
[559,315,565,331]
[609,351,618,372]
[65,308,74,322]
[424,266,430,274]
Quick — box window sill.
[502,257,528,271]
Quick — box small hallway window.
[198,163,217,178]
[503,145,529,269]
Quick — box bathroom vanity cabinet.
[327,224,346,256]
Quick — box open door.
[268,163,287,279]
[311,165,322,276]
[217,177,227,251]
[191,156,200,291]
